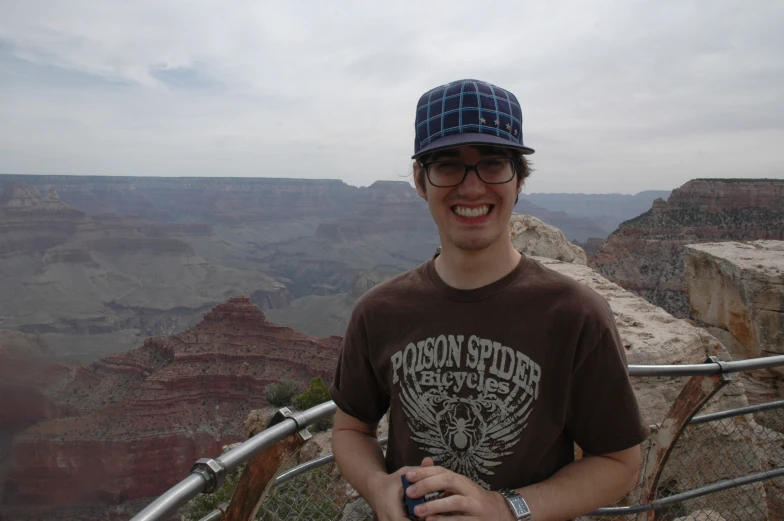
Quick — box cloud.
[0,0,782,193]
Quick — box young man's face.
[415,145,521,252]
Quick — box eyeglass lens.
[427,159,514,187]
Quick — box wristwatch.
[498,488,532,520]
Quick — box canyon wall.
[685,240,784,361]
[0,182,293,361]
[591,179,784,317]
[1,297,340,511]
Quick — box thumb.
[421,457,435,467]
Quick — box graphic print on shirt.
[391,334,541,488]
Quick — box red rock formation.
[592,179,784,317]
[664,179,784,211]
[2,297,340,510]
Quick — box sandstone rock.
[510,214,588,265]
[592,179,784,318]
[684,240,784,408]
[685,241,784,360]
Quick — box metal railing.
[129,402,338,521]
[130,355,784,521]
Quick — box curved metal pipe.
[690,399,784,425]
[591,467,784,516]
[220,402,336,470]
[628,354,784,377]
[131,355,784,521]
[130,402,339,521]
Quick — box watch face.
[510,496,530,515]
[499,490,531,520]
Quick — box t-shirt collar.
[425,254,531,302]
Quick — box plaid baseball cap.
[412,79,535,159]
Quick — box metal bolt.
[190,458,227,493]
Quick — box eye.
[432,161,464,175]
[482,158,506,168]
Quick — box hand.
[368,459,436,521]
[404,458,514,521]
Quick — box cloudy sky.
[1,1,782,193]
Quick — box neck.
[434,239,522,290]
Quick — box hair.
[413,146,533,193]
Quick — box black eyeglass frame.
[421,158,516,188]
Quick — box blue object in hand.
[401,475,425,517]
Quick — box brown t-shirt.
[330,255,648,490]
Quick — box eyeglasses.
[422,158,515,188]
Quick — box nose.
[457,168,486,197]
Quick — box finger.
[421,457,435,467]
[414,493,473,518]
[405,464,448,484]
[407,473,475,498]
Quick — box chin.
[448,234,501,251]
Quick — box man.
[330,79,648,521]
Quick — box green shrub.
[294,377,333,432]
[265,380,302,407]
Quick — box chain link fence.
[241,394,784,521]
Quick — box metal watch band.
[498,488,532,520]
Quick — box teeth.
[454,205,490,218]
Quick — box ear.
[413,162,428,200]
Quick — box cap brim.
[412,133,535,159]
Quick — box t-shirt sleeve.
[566,319,649,455]
[329,303,390,425]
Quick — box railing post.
[223,408,312,521]
[640,357,732,521]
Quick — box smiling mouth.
[452,205,493,218]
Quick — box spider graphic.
[443,404,480,450]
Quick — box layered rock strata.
[592,179,784,317]
[2,297,340,508]
[685,241,784,360]
[0,182,292,361]
[684,241,784,409]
